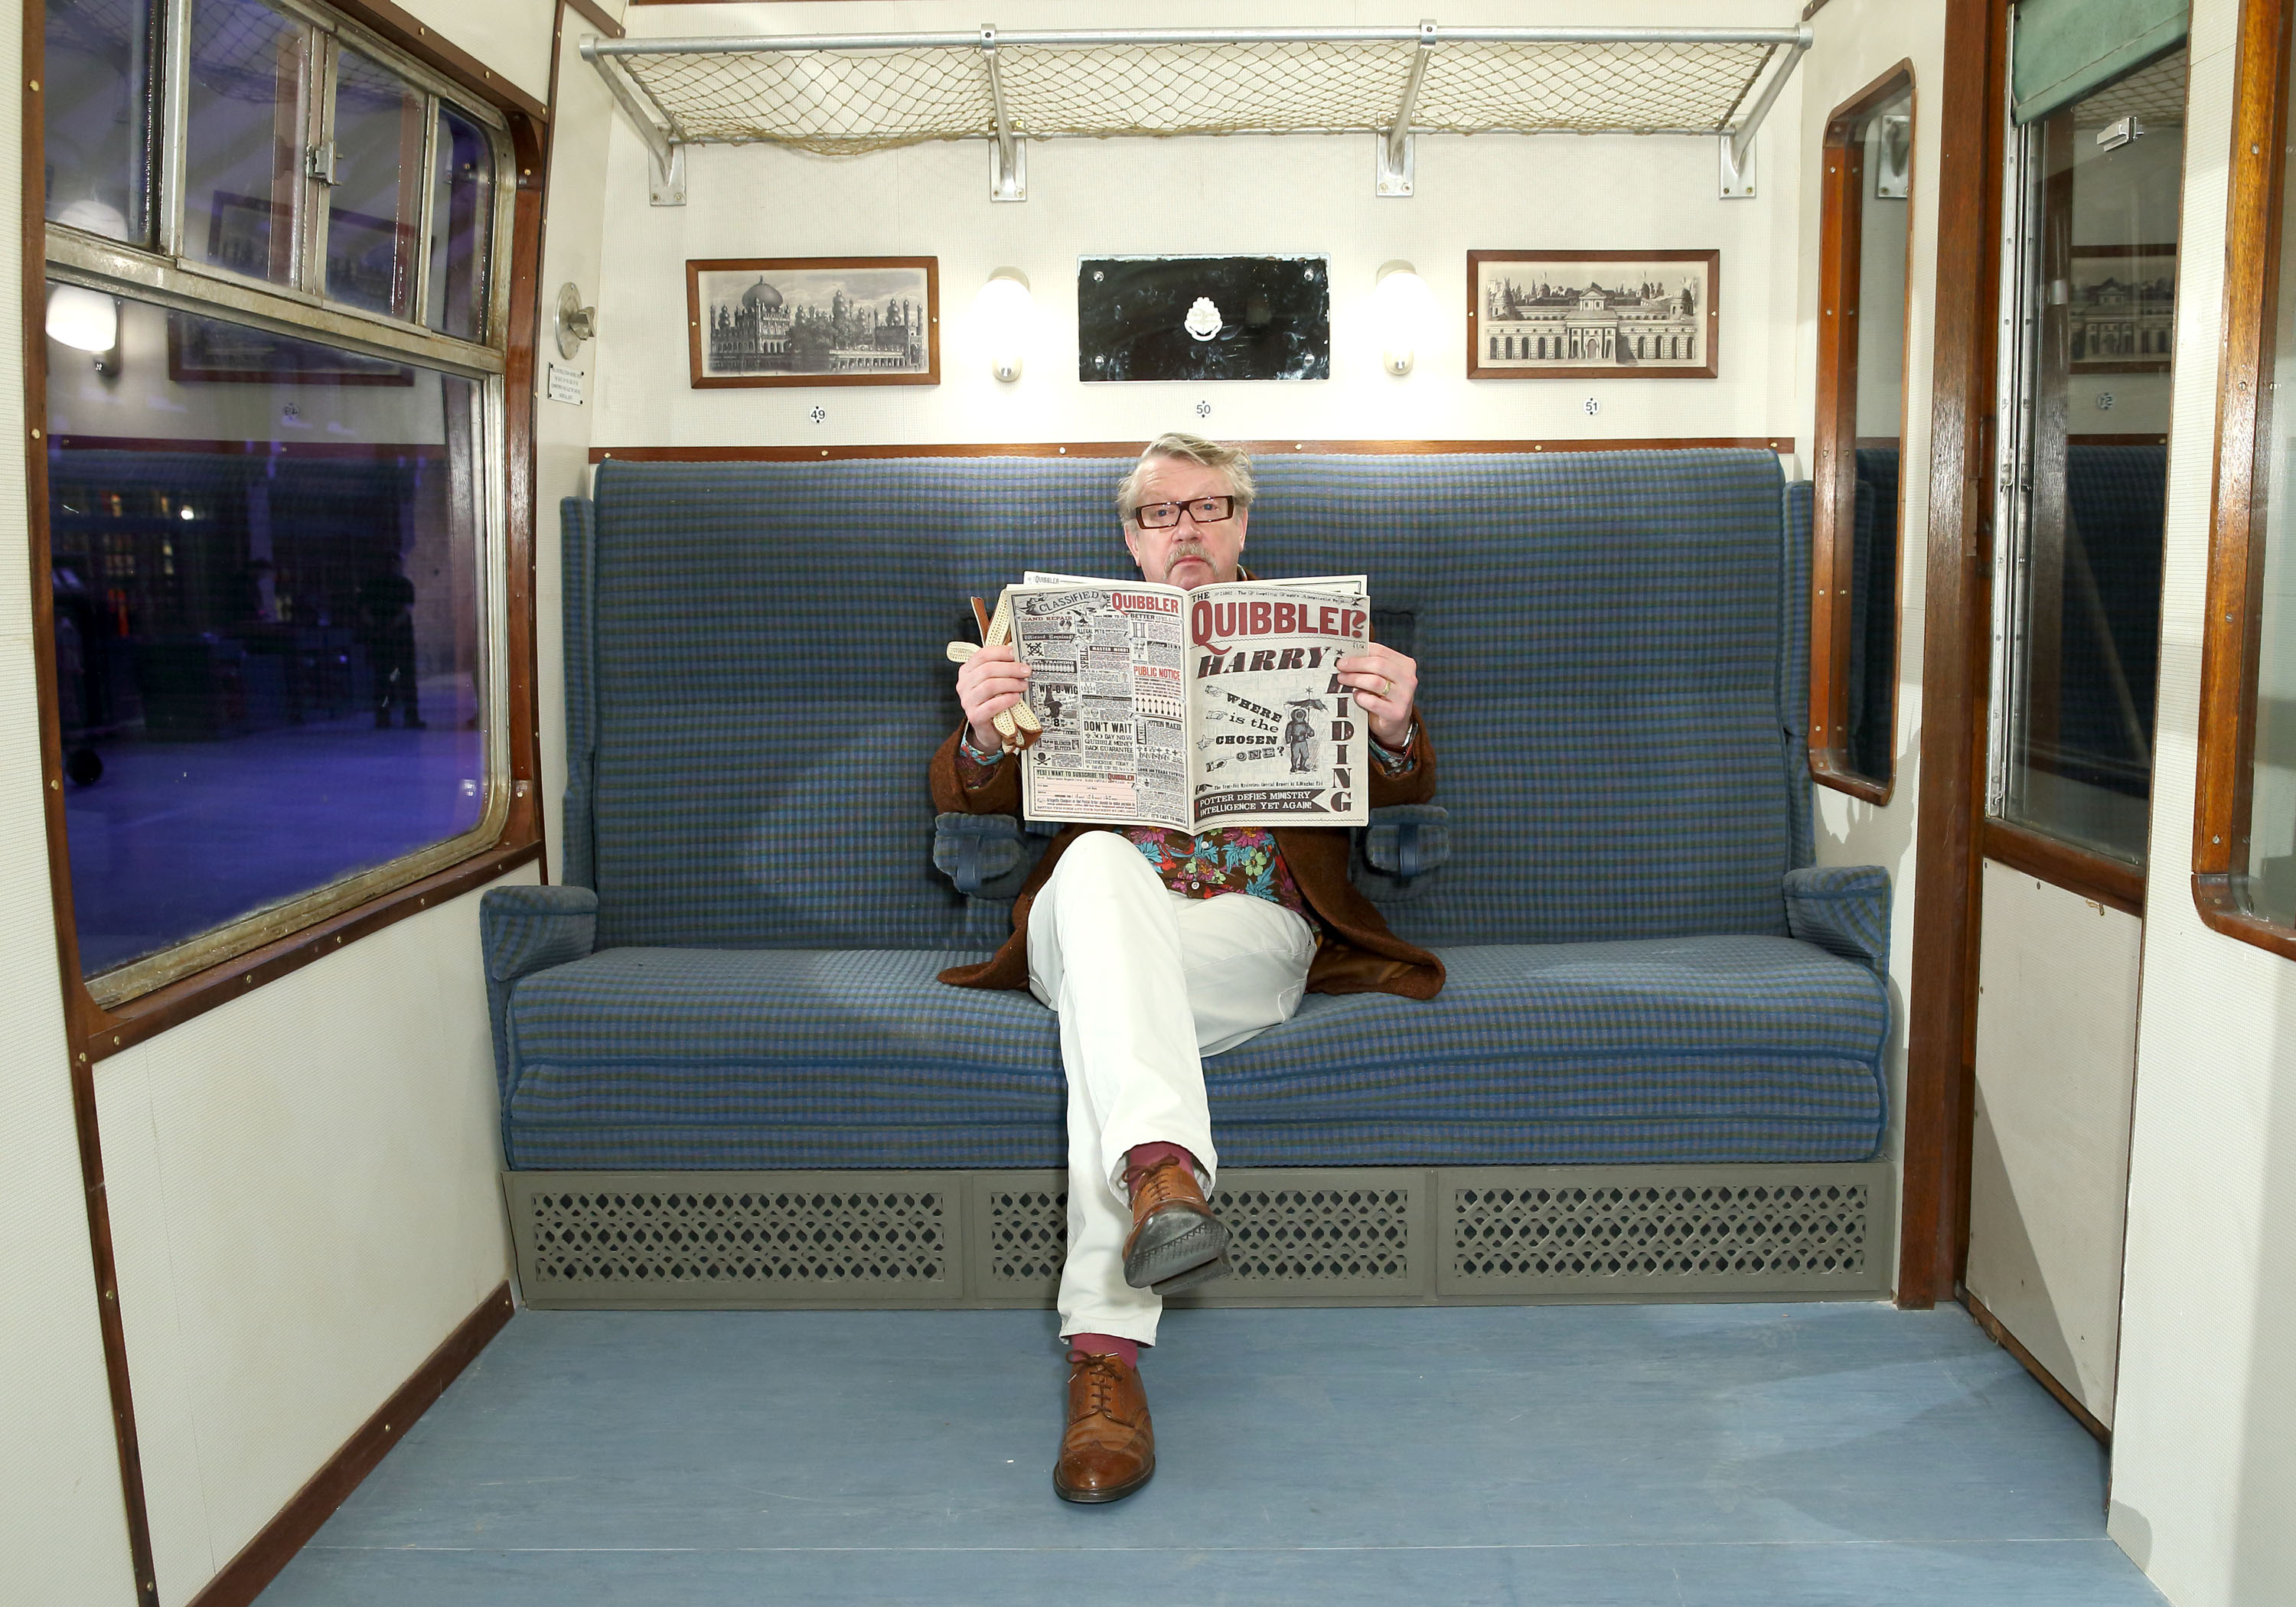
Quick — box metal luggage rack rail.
[580,21,1812,202]
[504,1162,1894,1310]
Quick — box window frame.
[1810,61,1919,805]
[1981,38,2180,903]
[26,0,548,1060]
[2196,0,2296,959]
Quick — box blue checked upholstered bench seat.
[484,450,1892,1175]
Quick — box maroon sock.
[1067,1333,1140,1368]
[1124,1141,1199,1193]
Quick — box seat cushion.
[501,937,1887,1170]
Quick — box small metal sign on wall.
[1078,255,1330,382]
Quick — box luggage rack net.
[582,22,1812,197]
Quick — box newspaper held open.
[1008,573,1370,831]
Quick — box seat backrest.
[566,448,1808,950]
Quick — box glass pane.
[2245,53,2296,924]
[2000,50,2184,863]
[326,47,426,318]
[44,283,488,983]
[45,0,160,246]
[184,0,310,288]
[426,103,494,341]
[1844,85,1913,784]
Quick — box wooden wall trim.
[330,0,550,121]
[1981,817,2146,918]
[1811,62,1917,807]
[1900,0,2011,1310]
[183,1285,516,1607]
[23,8,163,1599]
[565,0,624,37]
[2193,0,2296,966]
[589,436,1799,464]
[1962,1288,2111,1445]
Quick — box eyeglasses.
[1133,495,1238,530]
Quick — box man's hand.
[1335,647,1418,749]
[957,641,1032,755]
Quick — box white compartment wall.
[2111,0,2296,1599]
[1965,865,2144,1426]
[13,2,594,1604]
[1789,0,1949,1301]
[589,0,1808,455]
[536,8,624,879]
[0,12,145,1603]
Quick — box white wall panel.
[536,15,621,879]
[1967,864,2143,1425]
[0,17,152,1605]
[95,878,530,1605]
[589,0,1807,458]
[2112,0,2296,1599]
[386,0,576,107]
[1792,0,1950,1299]
[15,4,578,1603]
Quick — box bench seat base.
[505,1161,1895,1310]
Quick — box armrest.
[933,813,1045,899]
[480,885,598,1102]
[1782,865,1891,977]
[1353,804,1450,900]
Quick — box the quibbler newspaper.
[1006,572,1371,830]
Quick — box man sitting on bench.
[930,432,1444,1504]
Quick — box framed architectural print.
[2067,244,2175,373]
[1467,249,1720,380]
[685,256,939,388]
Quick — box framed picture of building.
[1466,249,1720,380]
[685,256,939,388]
[2067,244,2175,373]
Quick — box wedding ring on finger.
[1381,676,1394,698]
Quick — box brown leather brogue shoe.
[1053,1349,1155,1504]
[1121,1156,1231,1295]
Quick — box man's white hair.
[1114,432,1257,523]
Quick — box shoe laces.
[1068,1350,1131,1421]
[1125,1156,1192,1211]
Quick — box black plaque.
[1078,256,1329,382]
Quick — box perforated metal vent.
[1448,1180,1870,1292]
[1216,1185,1415,1287]
[506,1164,1888,1308]
[983,1184,1067,1286]
[520,1185,950,1299]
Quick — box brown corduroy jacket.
[928,714,1446,999]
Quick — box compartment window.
[1991,42,2187,871]
[41,0,515,1004]
[1812,67,1915,800]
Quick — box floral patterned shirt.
[1122,827,1314,923]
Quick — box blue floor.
[257,1302,2165,1606]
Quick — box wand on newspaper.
[944,591,1042,755]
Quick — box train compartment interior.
[5,2,2294,1605]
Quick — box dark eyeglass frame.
[1132,495,1238,530]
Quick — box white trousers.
[1026,832,1317,1345]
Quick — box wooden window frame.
[25,0,549,1075]
[1811,61,1918,806]
[2195,0,2296,962]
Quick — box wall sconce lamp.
[1371,260,1437,376]
[47,283,122,375]
[975,269,1032,383]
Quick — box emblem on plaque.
[1077,256,1330,381]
